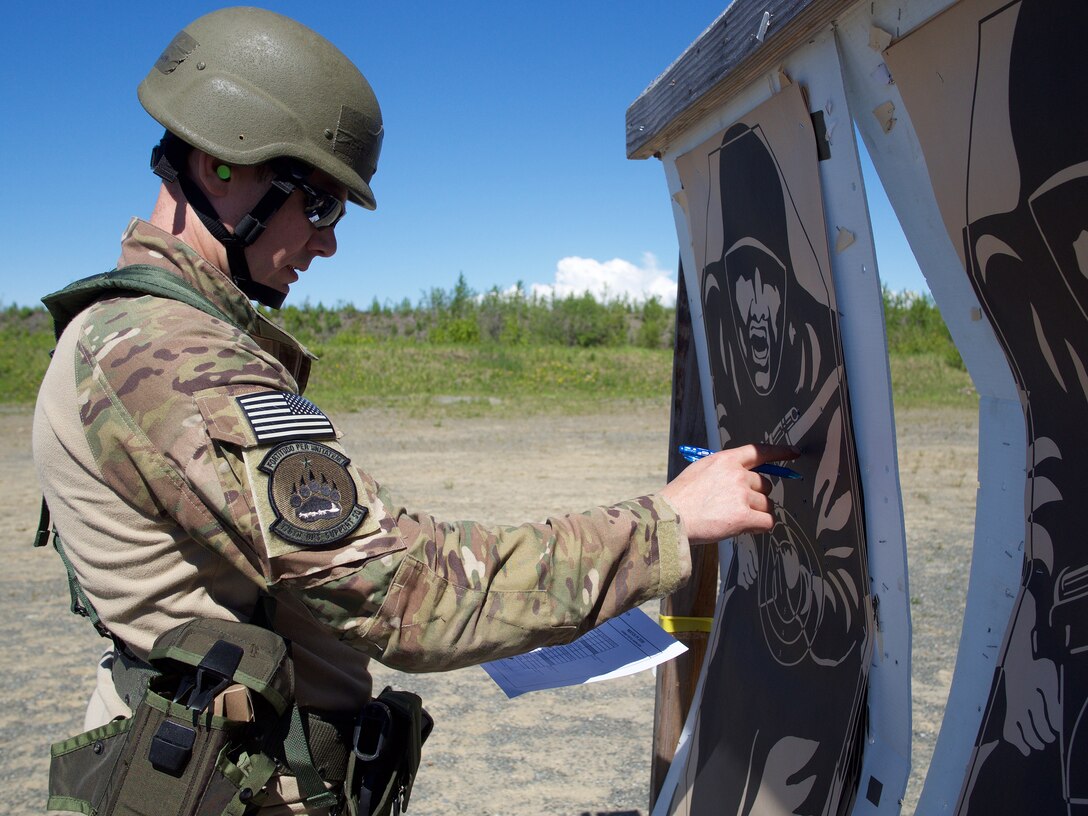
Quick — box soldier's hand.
[659,443,799,545]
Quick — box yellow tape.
[659,615,713,634]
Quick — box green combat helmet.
[137,6,383,308]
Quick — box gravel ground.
[0,402,977,814]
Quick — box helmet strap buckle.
[232,178,295,245]
[150,135,181,184]
[147,131,295,310]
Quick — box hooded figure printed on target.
[952,1,1088,810]
[880,0,1088,808]
[711,126,791,402]
[690,118,871,815]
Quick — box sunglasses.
[272,166,346,230]
[296,179,346,229]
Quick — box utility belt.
[47,618,432,816]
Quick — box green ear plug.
[216,165,232,180]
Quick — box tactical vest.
[36,267,430,816]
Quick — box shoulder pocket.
[194,387,403,586]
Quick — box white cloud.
[528,252,676,305]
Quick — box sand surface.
[0,402,977,814]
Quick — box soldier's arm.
[189,386,693,672]
[299,488,692,671]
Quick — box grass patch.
[889,353,977,410]
[0,306,55,405]
[306,343,673,416]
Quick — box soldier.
[32,7,796,815]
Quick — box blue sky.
[1,2,926,309]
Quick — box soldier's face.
[245,168,345,296]
[726,242,785,394]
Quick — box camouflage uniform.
[33,219,691,811]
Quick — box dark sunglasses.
[296,179,346,230]
[272,166,346,230]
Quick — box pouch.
[47,619,292,816]
[345,687,433,816]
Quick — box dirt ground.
[0,402,977,815]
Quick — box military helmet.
[138,6,383,209]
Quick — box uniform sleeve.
[195,386,692,672]
[305,492,690,671]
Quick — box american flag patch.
[237,392,336,443]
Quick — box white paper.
[481,608,688,698]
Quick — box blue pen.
[678,445,802,480]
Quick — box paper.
[835,227,856,252]
[481,608,688,698]
[873,100,897,133]
[869,25,893,53]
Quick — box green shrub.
[637,297,671,349]
[430,316,480,344]
[533,293,628,347]
[882,287,958,358]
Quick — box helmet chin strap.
[151,134,290,309]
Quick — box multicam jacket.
[33,219,691,718]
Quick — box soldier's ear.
[190,150,232,198]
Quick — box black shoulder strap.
[41,264,245,339]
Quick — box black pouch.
[345,687,433,816]
[47,619,293,816]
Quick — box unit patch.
[259,440,367,547]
